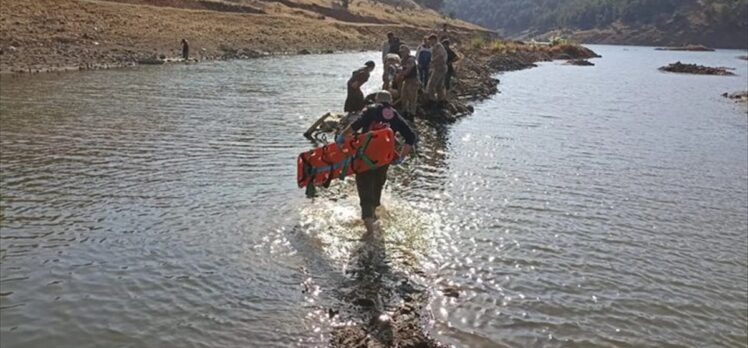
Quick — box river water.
[1,45,746,347]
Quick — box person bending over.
[345,61,375,113]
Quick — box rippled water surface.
[1,46,747,347]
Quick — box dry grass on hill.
[0,0,488,72]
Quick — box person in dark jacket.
[345,61,375,113]
[443,39,461,91]
[416,36,432,88]
[337,90,417,229]
[181,39,189,60]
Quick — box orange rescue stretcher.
[297,128,397,189]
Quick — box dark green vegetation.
[443,0,748,48]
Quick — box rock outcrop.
[659,62,735,76]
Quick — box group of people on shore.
[344,32,461,119]
[339,31,460,229]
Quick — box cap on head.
[364,60,375,68]
[374,90,393,104]
[398,45,410,54]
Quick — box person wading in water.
[345,61,375,113]
[336,91,417,230]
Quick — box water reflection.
[1,46,747,348]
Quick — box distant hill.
[443,0,748,48]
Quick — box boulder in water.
[659,62,734,76]
[722,91,748,103]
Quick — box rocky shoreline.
[419,40,600,124]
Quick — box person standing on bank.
[181,39,189,60]
[382,53,401,90]
[425,34,448,106]
[336,91,417,229]
[443,39,461,91]
[397,45,419,119]
[345,61,375,113]
[416,36,432,88]
[381,32,401,64]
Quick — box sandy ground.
[0,0,488,73]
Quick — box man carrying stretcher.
[337,90,417,229]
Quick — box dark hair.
[364,60,375,68]
[441,39,450,46]
[428,34,438,40]
[387,32,394,38]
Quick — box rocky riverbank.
[659,62,735,76]
[421,39,600,123]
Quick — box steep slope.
[443,0,748,48]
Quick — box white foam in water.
[297,185,447,275]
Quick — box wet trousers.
[418,65,430,87]
[426,69,447,102]
[355,165,389,220]
[400,78,419,116]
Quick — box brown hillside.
[0,0,489,72]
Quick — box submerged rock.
[659,62,735,76]
[722,91,748,103]
[566,59,594,66]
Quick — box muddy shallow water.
[1,46,747,347]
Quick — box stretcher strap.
[355,132,377,171]
[305,132,379,184]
